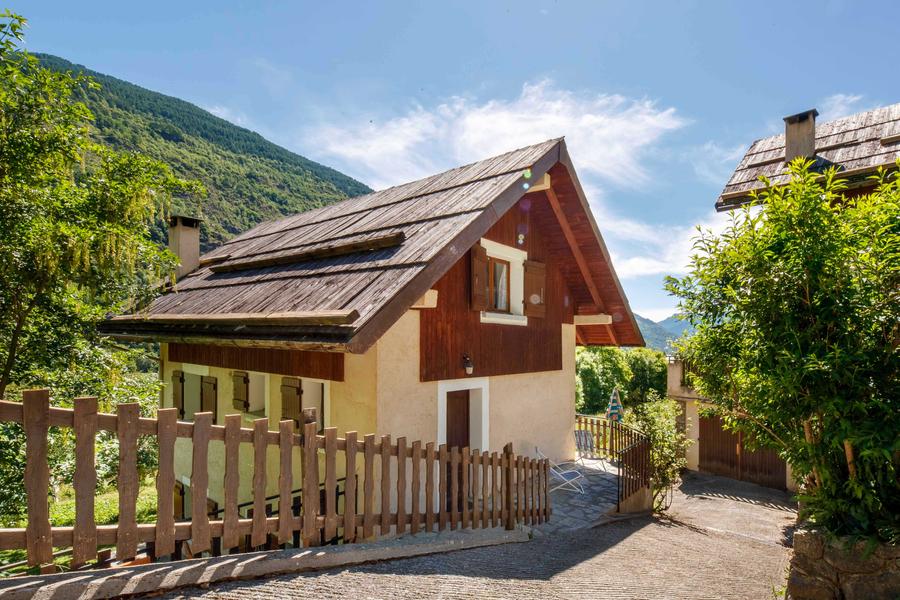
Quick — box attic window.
[478,239,528,327]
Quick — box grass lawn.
[0,482,157,577]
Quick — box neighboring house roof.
[717,103,900,210]
[100,138,643,352]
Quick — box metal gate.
[699,416,786,490]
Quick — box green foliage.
[576,346,668,413]
[0,12,183,525]
[36,53,372,252]
[625,393,689,510]
[666,160,900,542]
[576,347,631,413]
[622,347,668,405]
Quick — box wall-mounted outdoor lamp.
[463,354,474,376]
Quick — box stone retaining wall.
[788,526,900,599]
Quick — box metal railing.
[575,414,651,511]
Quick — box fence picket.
[251,418,268,548]
[190,411,212,555]
[278,420,294,545]
[450,446,459,530]
[363,434,375,539]
[222,414,241,551]
[116,403,140,561]
[344,431,358,543]
[155,408,177,558]
[23,390,52,567]
[438,444,448,531]
[72,397,98,568]
[324,427,338,542]
[481,451,489,528]
[425,442,435,533]
[410,440,421,535]
[470,449,480,529]
[302,421,319,546]
[491,452,500,528]
[396,436,407,535]
[380,434,391,536]
[461,447,470,529]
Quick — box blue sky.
[12,1,899,320]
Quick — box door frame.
[437,377,489,451]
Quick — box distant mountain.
[633,313,693,353]
[37,54,372,251]
[633,315,674,353]
[657,314,693,341]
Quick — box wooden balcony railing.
[0,390,550,572]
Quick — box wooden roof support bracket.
[109,310,360,327]
[544,186,618,345]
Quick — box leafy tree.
[623,347,667,405]
[0,11,201,523]
[666,160,900,542]
[0,11,202,399]
[575,347,631,414]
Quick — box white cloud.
[817,93,866,121]
[304,79,685,190]
[688,141,746,186]
[205,104,250,127]
[611,209,735,279]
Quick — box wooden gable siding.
[168,343,344,381]
[419,197,574,382]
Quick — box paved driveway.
[164,473,796,600]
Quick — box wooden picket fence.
[0,390,550,571]
[575,413,651,511]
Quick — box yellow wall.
[488,323,576,461]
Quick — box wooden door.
[446,390,470,449]
[699,416,786,489]
[446,390,470,511]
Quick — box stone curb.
[0,527,532,600]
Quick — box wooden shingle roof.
[717,103,900,210]
[102,138,643,351]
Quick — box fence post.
[23,389,52,567]
[302,420,319,546]
[503,443,514,530]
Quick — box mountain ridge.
[37,53,372,251]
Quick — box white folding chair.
[536,447,585,494]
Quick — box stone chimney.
[783,108,819,162]
[168,215,202,278]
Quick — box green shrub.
[666,160,900,542]
[625,393,690,510]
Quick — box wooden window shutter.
[172,370,185,419]
[232,371,249,411]
[470,243,489,311]
[523,260,547,318]
[201,376,217,421]
[280,377,302,423]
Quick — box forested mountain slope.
[38,54,371,251]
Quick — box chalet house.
[101,138,643,516]
[716,103,900,210]
[677,103,900,491]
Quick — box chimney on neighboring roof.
[783,108,819,163]
[168,215,202,278]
